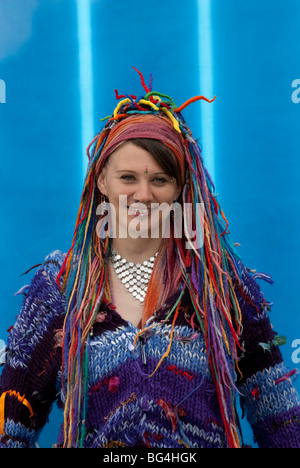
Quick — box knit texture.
[0,250,299,448]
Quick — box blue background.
[0,0,299,448]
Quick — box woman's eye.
[120,175,135,181]
[153,177,168,184]
[119,175,169,184]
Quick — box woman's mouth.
[127,204,158,218]
[128,207,150,218]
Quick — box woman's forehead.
[108,142,164,171]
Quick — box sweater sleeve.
[234,262,300,448]
[0,250,66,448]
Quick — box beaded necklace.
[110,249,158,303]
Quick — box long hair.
[57,69,245,448]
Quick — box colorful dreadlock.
[57,67,245,448]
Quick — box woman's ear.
[97,167,108,196]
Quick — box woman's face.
[97,141,181,239]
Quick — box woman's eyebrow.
[115,170,136,173]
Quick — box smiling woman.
[97,140,181,246]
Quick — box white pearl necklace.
[111,250,158,303]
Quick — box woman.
[0,71,299,448]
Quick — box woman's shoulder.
[6,250,67,361]
[27,249,67,289]
[17,249,67,310]
[42,249,67,268]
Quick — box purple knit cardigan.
[0,250,299,448]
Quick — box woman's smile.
[127,203,159,218]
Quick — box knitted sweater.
[0,250,299,448]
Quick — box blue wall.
[0,0,299,448]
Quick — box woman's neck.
[110,237,162,263]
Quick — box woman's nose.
[133,181,154,203]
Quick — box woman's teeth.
[128,205,154,217]
[130,208,149,217]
